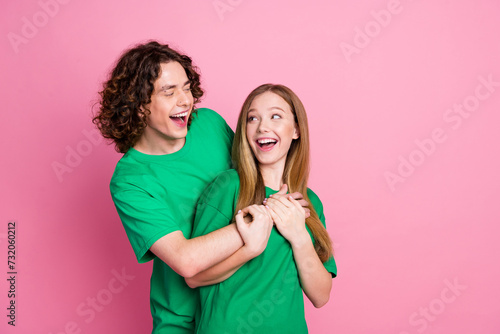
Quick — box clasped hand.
[234,184,310,254]
[264,193,308,246]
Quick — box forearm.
[151,224,244,278]
[185,246,255,288]
[291,236,332,308]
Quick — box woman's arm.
[265,196,332,308]
[186,205,273,288]
[289,233,332,308]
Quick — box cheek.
[245,125,254,143]
[279,124,296,141]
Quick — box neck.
[133,131,186,155]
[260,160,286,191]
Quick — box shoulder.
[110,152,155,196]
[110,151,143,182]
[192,108,226,125]
[306,188,324,214]
[191,108,233,140]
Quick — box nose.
[257,118,270,133]
[177,89,190,107]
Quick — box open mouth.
[256,138,277,151]
[170,111,188,127]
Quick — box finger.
[277,195,295,208]
[288,196,305,212]
[263,205,275,224]
[266,205,283,227]
[258,205,274,226]
[304,207,311,219]
[288,191,304,201]
[248,205,271,225]
[266,199,287,218]
[296,198,309,208]
[240,205,259,217]
[269,190,288,201]
[262,205,273,223]
[240,206,251,215]
[289,192,309,208]
[235,211,247,230]
[238,207,253,223]
[265,197,289,212]
[272,184,288,197]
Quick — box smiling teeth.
[257,139,277,144]
[171,112,188,118]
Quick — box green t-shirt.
[191,170,337,334]
[110,108,234,334]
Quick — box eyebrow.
[159,80,191,91]
[248,106,286,113]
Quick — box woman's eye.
[248,116,257,122]
[184,86,191,92]
[272,114,281,119]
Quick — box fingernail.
[238,210,241,213]
[269,194,272,197]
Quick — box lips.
[256,138,277,151]
[170,111,189,127]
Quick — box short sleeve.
[307,189,337,278]
[111,182,181,263]
[196,108,234,145]
[191,203,231,238]
[191,170,240,239]
[318,210,337,278]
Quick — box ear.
[293,123,300,140]
[138,105,148,121]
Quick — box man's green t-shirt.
[110,108,233,334]
[191,169,337,334]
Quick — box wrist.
[242,243,263,259]
[290,231,312,249]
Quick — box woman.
[188,84,337,333]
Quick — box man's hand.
[264,184,311,218]
[235,205,273,257]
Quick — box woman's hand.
[264,195,309,246]
[264,184,311,218]
[265,194,332,308]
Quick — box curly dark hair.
[93,41,204,153]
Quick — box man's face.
[141,61,194,153]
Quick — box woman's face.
[246,91,299,170]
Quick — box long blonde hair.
[232,84,333,262]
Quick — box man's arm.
[150,224,243,278]
[185,205,273,287]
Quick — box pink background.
[1,0,500,333]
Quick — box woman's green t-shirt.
[191,169,337,334]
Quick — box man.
[93,41,305,333]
